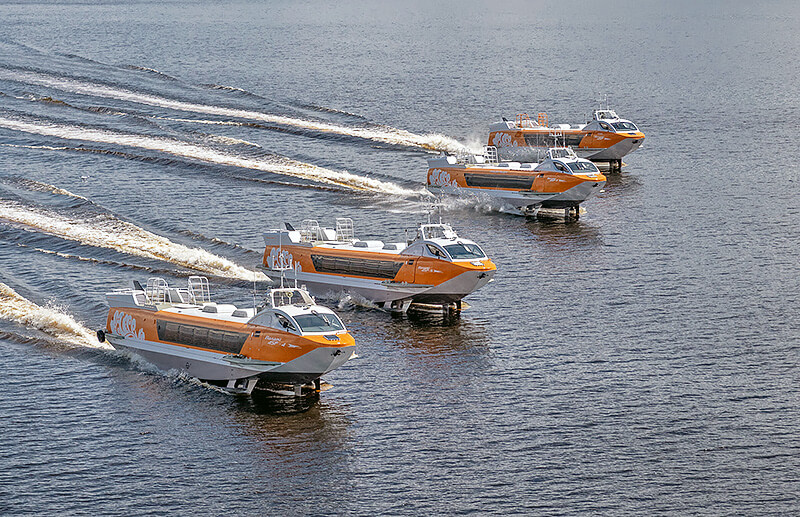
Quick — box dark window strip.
[464,173,535,190]
[311,254,403,279]
[156,320,247,354]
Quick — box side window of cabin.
[404,243,424,256]
[426,244,446,258]
[554,162,568,172]
[260,311,277,328]
[276,313,297,331]
[599,121,612,131]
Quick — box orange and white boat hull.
[262,222,496,311]
[488,126,644,161]
[106,331,354,386]
[261,259,495,306]
[495,137,643,162]
[427,165,605,211]
[577,135,644,161]
[103,291,356,393]
[407,268,495,304]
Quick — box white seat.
[354,240,383,248]
[167,288,186,303]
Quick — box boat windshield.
[610,121,638,132]
[566,161,600,173]
[293,312,345,333]
[444,243,486,260]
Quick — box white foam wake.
[0,115,421,195]
[0,200,267,281]
[7,178,88,200]
[0,68,469,153]
[0,282,106,348]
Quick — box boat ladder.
[483,145,499,163]
[537,112,549,127]
[300,219,320,242]
[335,217,354,241]
[188,275,211,304]
[145,277,168,304]
[516,113,535,128]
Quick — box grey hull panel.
[109,336,355,386]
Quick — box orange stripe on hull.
[428,166,604,194]
[106,307,351,365]
[262,245,495,287]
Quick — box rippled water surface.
[1,1,798,514]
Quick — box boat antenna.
[274,237,297,289]
[279,240,285,288]
[252,268,258,311]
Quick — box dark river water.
[1,1,798,514]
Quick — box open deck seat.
[354,240,384,248]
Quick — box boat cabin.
[593,109,619,121]
[401,223,487,263]
[250,287,346,336]
[534,147,601,175]
[267,287,315,308]
[585,109,640,133]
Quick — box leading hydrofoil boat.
[98,275,355,395]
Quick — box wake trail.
[6,181,260,257]
[0,144,352,193]
[0,67,469,153]
[0,200,268,281]
[1,176,89,201]
[13,242,188,276]
[0,282,107,349]
[0,115,421,195]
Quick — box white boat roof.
[306,240,408,254]
[489,120,585,131]
[160,303,257,323]
[429,147,593,172]
[105,276,336,324]
[264,221,475,255]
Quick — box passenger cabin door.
[414,244,448,285]
[402,243,427,284]
[532,173,547,192]
[407,258,416,284]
